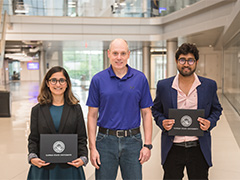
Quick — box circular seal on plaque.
[180,115,192,127]
[53,141,65,153]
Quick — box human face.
[176,53,198,77]
[47,72,67,97]
[108,39,130,71]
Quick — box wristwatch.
[144,144,153,150]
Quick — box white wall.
[20,61,40,81]
[197,47,222,90]
[45,50,61,71]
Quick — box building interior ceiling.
[4,26,224,62]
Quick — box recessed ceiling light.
[15,9,29,13]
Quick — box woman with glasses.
[27,66,88,180]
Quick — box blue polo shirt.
[86,65,153,130]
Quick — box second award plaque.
[168,109,205,136]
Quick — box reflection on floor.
[0,81,240,180]
[224,93,240,115]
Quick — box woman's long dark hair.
[38,66,79,105]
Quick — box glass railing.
[223,31,240,115]
[2,0,201,18]
[159,0,200,16]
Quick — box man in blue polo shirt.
[87,38,153,180]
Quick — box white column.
[103,50,109,69]
[142,45,151,84]
[39,47,45,82]
[150,53,156,90]
[58,50,63,67]
[167,40,178,77]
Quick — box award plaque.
[40,134,77,163]
[168,109,205,136]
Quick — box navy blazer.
[28,103,88,169]
[152,75,222,167]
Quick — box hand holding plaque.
[30,157,50,168]
[40,134,78,163]
[168,109,205,136]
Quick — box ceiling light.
[5,49,21,52]
[68,2,76,5]
[120,3,126,6]
[5,53,33,61]
[15,9,29,13]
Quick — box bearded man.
[152,43,222,180]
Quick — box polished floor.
[0,81,240,180]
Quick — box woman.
[27,66,88,180]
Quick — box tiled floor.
[0,81,240,180]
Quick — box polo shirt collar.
[108,64,133,80]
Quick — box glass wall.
[2,0,13,15]
[159,0,200,16]
[3,0,200,17]
[63,47,144,87]
[223,31,240,115]
[63,50,103,114]
[128,49,142,71]
[63,50,103,87]
[150,45,167,88]
[152,52,167,86]
[8,61,21,80]
[154,54,167,81]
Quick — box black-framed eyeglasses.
[48,78,67,85]
[178,58,196,65]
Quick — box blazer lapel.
[170,88,177,108]
[197,77,206,109]
[41,104,56,133]
[169,77,177,109]
[58,103,71,133]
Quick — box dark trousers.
[163,144,209,180]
